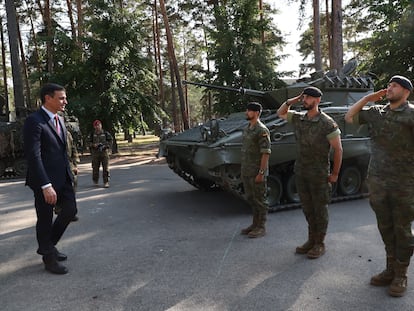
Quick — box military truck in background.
[159,62,374,211]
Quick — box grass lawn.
[115,134,160,156]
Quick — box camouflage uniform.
[55,130,80,218]
[241,120,271,232]
[287,111,341,236]
[89,130,113,184]
[353,102,414,262]
[66,130,80,191]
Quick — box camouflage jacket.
[241,120,271,177]
[66,130,80,172]
[288,110,341,176]
[354,102,414,182]
[88,130,113,155]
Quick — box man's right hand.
[365,89,387,102]
[43,186,57,205]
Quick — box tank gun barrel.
[182,80,266,97]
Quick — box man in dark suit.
[24,83,77,274]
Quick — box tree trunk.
[5,0,25,119]
[159,0,189,130]
[154,0,166,127]
[183,36,190,127]
[169,60,179,132]
[140,112,146,136]
[202,21,212,120]
[331,0,343,71]
[259,0,265,45]
[325,0,333,68]
[28,9,42,85]
[0,16,9,118]
[16,15,32,110]
[76,0,83,53]
[35,0,44,21]
[66,0,77,40]
[152,2,158,78]
[313,0,322,71]
[44,0,53,75]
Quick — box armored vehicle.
[159,65,374,211]
[0,119,26,177]
[0,112,82,178]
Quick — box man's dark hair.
[40,83,65,104]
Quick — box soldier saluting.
[277,87,343,259]
[345,75,414,297]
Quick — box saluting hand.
[365,89,387,103]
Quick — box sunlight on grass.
[115,134,160,156]
[116,134,159,147]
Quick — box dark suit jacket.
[24,108,73,191]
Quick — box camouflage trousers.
[368,175,414,262]
[296,174,331,234]
[242,176,268,217]
[72,173,78,192]
[91,152,110,183]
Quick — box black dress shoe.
[44,261,68,275]
[72,215,79,222]
[42,255,68,275]
[55,250,67,261]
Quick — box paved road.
[1,161,414,311]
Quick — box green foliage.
[346,0,414,87]
[297,14,331,75]
[42,1,158,143]
[206,0,286,115]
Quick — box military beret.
[303,86,323,98]
[389,75,413,91]
[93,119,102,126]
[246,102,262,111]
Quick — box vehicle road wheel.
[194,178,219,191]
[267,175,283,207]
[338,166,362,196]
[285,173,300,203]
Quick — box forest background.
[1,0,413,152]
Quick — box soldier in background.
[88,120,113,188]
[277,87,343,259]
[240,102,271,238]
[65,121,80,191]
[345,75,414,297]
[55,119,80,221]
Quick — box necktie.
[54,115,61,135]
